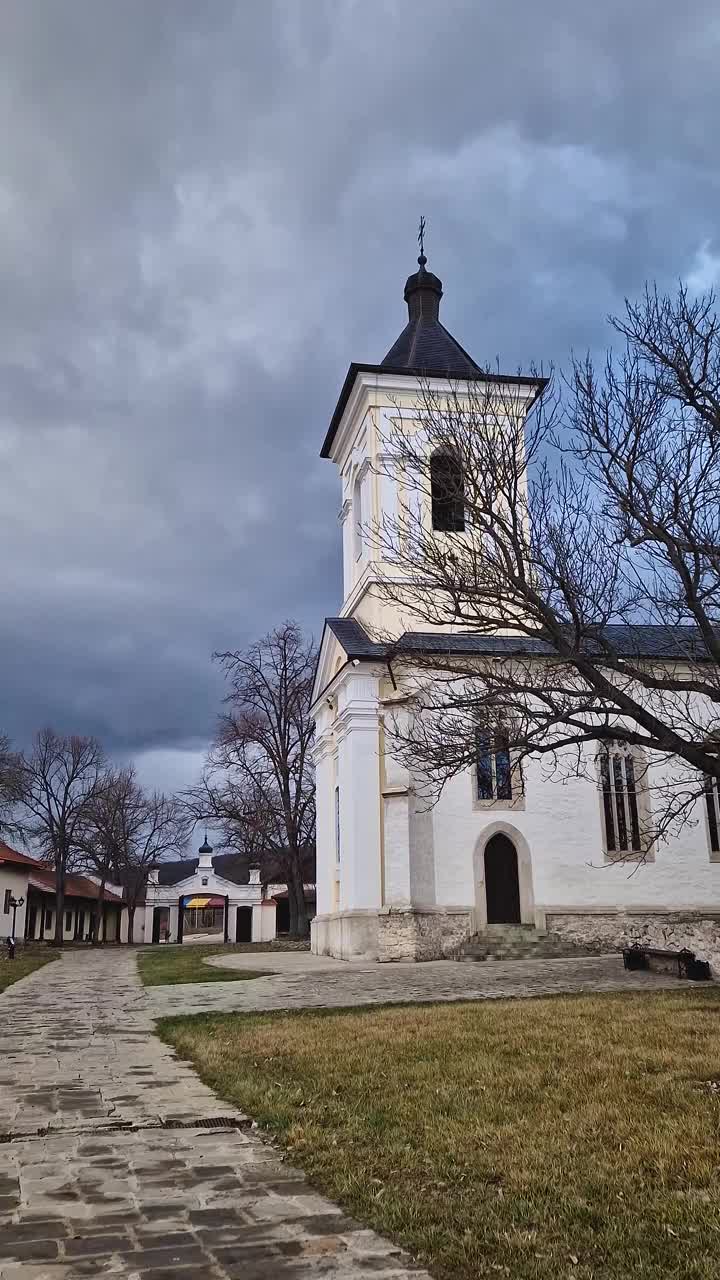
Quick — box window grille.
[476,730,513,801]
[598,742,644,854]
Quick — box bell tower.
[320,236,485,633]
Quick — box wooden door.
[236,907,252,942]
[484,834,521,924]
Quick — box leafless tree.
[372,284,720,854]
[103,768,190,944]
[0,734,26,842]
[185,622,316,935]
[16,730,108,946]
[78,767,131,944]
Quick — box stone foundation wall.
[547,912,720,975]
[377,908,473,962]
[311,911,380,961]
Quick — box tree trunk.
[91,879,106,945]
[127,905,135,945]
[53,860,65,948]
[287,860,308,937]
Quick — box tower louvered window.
[431,451,465,532]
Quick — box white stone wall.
[547,912,720,974]
[428,753,720,921]
[0,866,29,940]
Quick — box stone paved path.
[148,948,689,1017]
[0,951,428,1278]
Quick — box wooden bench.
[622,943,711,981]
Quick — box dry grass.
[0,949,57,993]
[160,990,720,1280]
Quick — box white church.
[310,250,720,967]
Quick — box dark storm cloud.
[1,0,719,785]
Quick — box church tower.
[320,241,497,635]
[311,239,544,964]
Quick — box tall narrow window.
[476,729,514,801]
[704,774,720,854]
[335,785,341,863]
[353,475,364,560]
[598,742,645,855]
[3,888,10,914]
[431,451,465,532]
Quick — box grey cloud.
[1,0,719,770]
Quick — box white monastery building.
[310,251,720,967]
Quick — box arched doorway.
[484,833,521,924]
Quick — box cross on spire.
[417,215,427,267]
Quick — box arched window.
[431,451,465,531]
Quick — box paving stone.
[1,1240,59,1261]
[63,1234,131,1257]
[147,948,693,1019]
[10,945,679,1279]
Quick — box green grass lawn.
[0,950,57,993]
[160,990,720,1280]
[137,943,276,986]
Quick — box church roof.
[320,250,544,459]
[322,618,714,665]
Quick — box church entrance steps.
[456,924,611,962]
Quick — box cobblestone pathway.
[0,951,428,1278]
[148,948,689,1017]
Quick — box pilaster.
[335,673,382,911]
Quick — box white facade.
[0,864,29,940]
[310,273,720,969]
[142,843,277,945]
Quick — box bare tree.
[103,768,190,943]
[78,768,131,944]
[372,284,720,852]
[17,730,108,946]
[0,734,26,842]
[186,622,316,935]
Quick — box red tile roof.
[0,840,43,869]
[1,841,124,904]
[27,866,124,905]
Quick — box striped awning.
[182,895,225,909]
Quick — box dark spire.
[199,831,213,854]
[379,223,480,376]
[403,217,443,323]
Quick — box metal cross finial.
[417,215,426,266]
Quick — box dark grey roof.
[323,617,713,664]
[395,625,711,662]
[156,854,251,887]
[325,617,387,659]
[380,323,480,376]
[320,255,546,459]
[381,256,480,377]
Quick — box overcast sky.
[2,1,719,795]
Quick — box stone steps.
[456,925,609,962]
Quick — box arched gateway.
[143,835,276,945]
[484,833,522,924]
